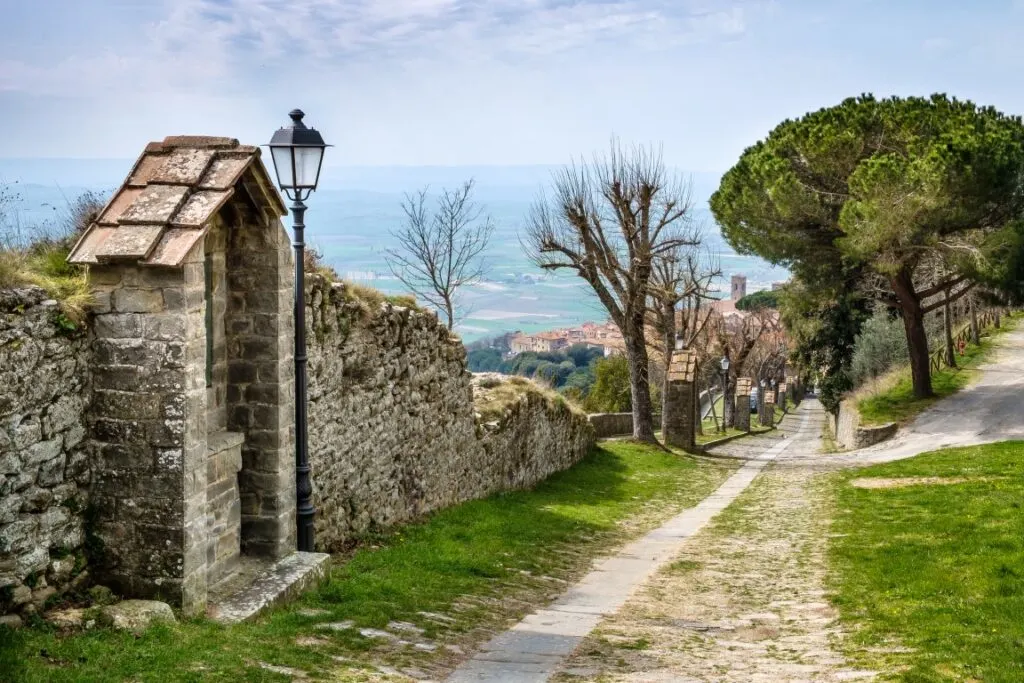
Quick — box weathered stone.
[0,614,23,628]
[25,439,63,467]
[37,454,67,487]
[0,452,20,475]
[43,395,83,436]
[11,584,32,606]
[304,277,594,550]
[45,607,86,629]
[48,556,77,584]
[93,312,144,339]
[31,586,57,609]
[112,288,165,314]
[12,419,42,450]
[102,600,176,633]
[20,487,54,513]
[0,494,20,523]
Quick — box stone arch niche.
[69,136,298,615]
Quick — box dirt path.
[552,405,878,682]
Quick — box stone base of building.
[207,551,331,623]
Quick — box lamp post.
[719,355,730,433]
[266,109,330,553]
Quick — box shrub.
[850,307,910,385]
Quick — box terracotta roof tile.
[162,135,239,149]
[149,148,216,185]
[127,153,170,188]
[198,156,252,191]
[171,189,233,228]
[67,226,115,264]
[68,135,286,268]
[119,184,189,224]
[96,187,144,226]
[94,224,164,262]
[143,228,208,267]
[667,349,697,383]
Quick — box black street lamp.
[719,355,730,433]
[266,109,330,553]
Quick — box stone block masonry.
[87,260,210,614]
[305,279,595,550]
[0,288,91,614]
[734,377,752,432]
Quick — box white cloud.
[0,0,755,97]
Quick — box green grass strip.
[829,441,1024,682]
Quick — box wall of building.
[305,279,595,550]
[0,288,91,614]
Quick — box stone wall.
[0,288,91,614]
[832,399,899,450]
[305,279,595,550]
[1,274,596,613]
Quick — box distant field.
[1,166,789,344]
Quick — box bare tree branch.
[385,179,494,330]
[521,139,698,442]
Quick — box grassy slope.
[857,314,1021,426]
[0,441,735,683]
[829,441,1024,682]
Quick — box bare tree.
[714,306,780,427]
[523,141,698,442]
[386,179,494,330]
[648,243,720,439]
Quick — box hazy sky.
[2,0,1024,170]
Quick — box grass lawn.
[829,441,1024,682]
[0,441,735,683]
[857,314,1021,426]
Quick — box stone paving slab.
[446,409,813,682]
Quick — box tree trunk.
[723,372,735,428]
[624,326,657,442]
[660,301,676,438]
[969,296,980,344]
[707,381,721,433]
[943,294,956,369]
[995,310,1001,329]
[443,295,454,330]
[891,270,933,398]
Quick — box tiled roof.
[68,136,286,267]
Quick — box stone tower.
[731,275,747,301]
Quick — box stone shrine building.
[68,136,300,615]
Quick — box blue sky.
[2,0,1024,170]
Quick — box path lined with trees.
[546,326,1024,681]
